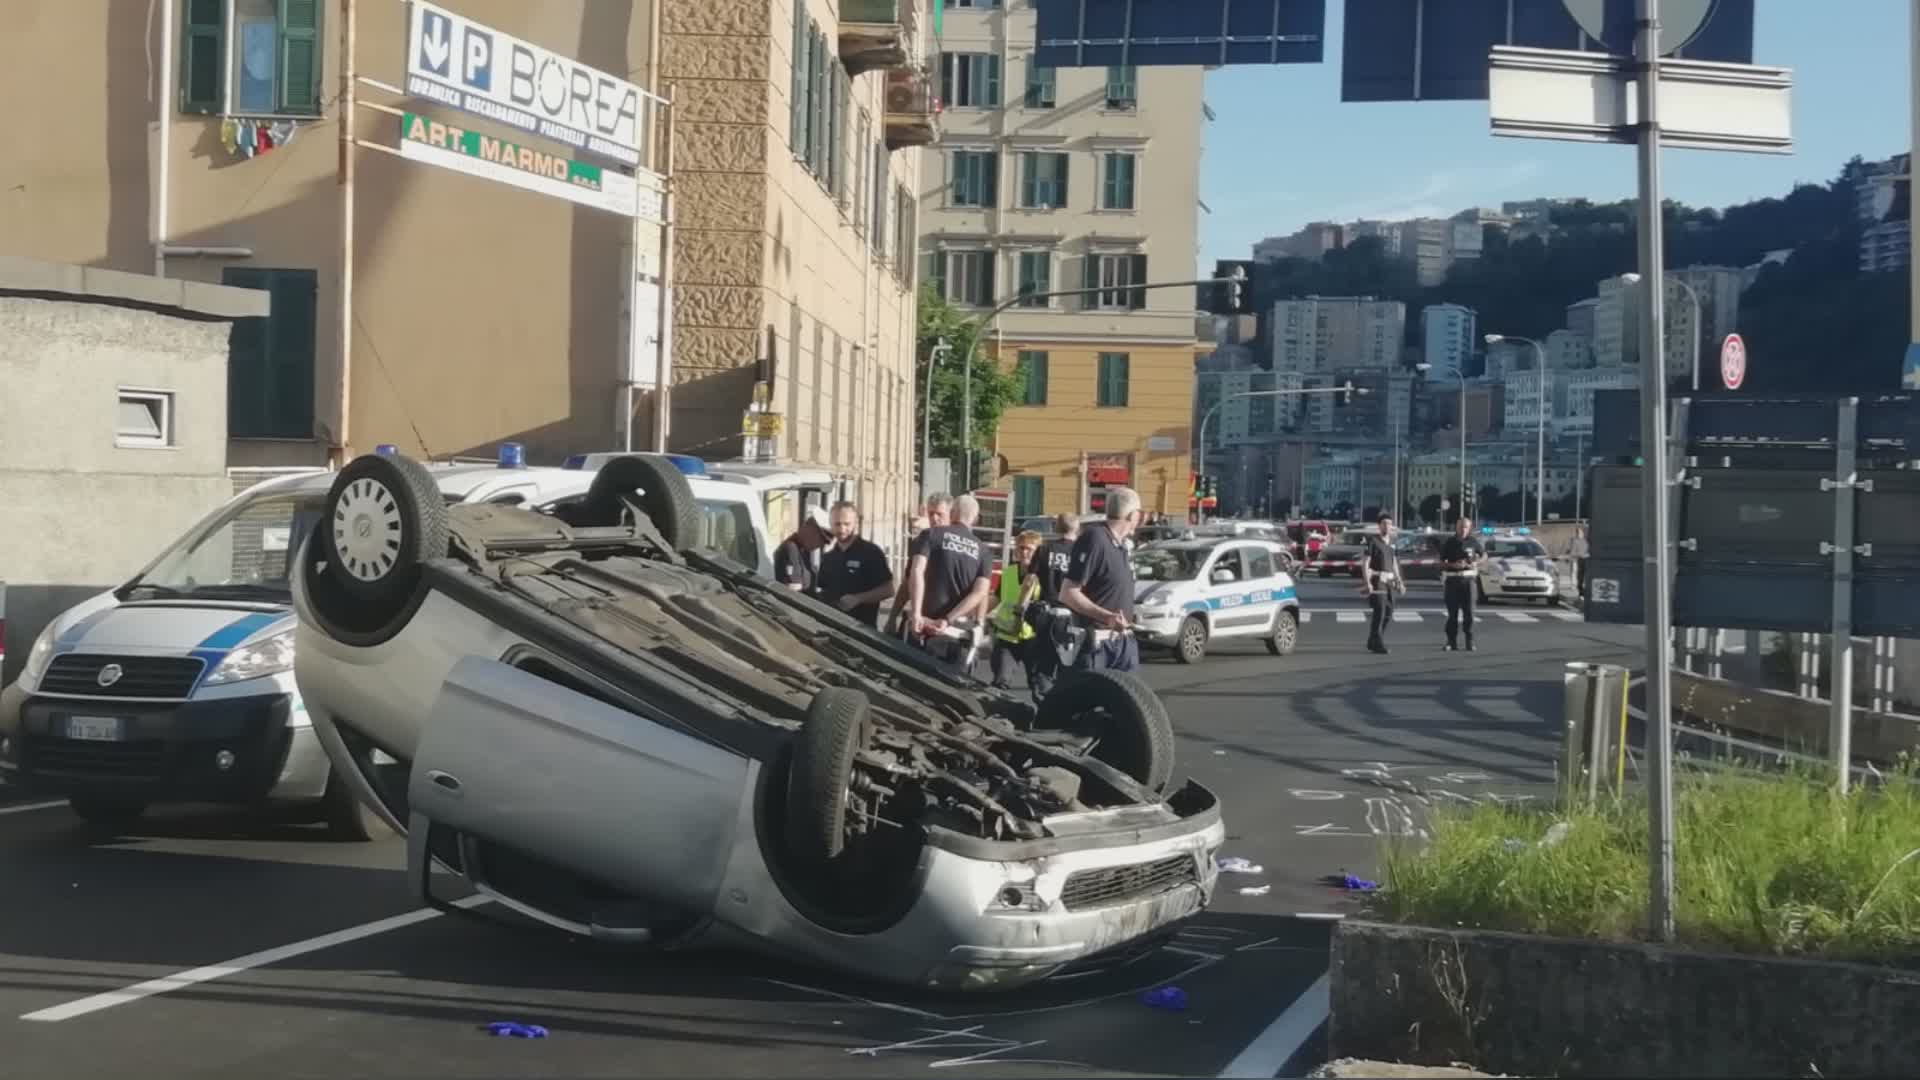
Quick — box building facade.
[918,0,1204,518]
[1271,297,1404,372]
[2,0,928,549]
[1420,303,1476,376]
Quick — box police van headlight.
[204,629,296,685]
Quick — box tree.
[915,286,1024,490]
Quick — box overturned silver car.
[291,451,1224,990]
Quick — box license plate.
[65,716,126,742]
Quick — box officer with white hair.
[907,493,992,671]
[1058,486,1144,672]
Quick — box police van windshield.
[1132,546,1208,581]
[124,491,327,602]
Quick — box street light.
[1414,361,1468,521]
[1195,381,1364,525]
[1486,333,1548,526]
[920,340,951,497]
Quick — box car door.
[1240,545,1284,630]
[1205,545,1265,639]
[407,653,752,920]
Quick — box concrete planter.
[1329,920,1920,1078]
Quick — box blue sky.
[1197,1,1913,268]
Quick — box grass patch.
[1375,760,1920,965]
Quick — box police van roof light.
[1480,526,1495,534]
[664,454,707,476]
[498,443,526,469]
[1515,527,1531,534]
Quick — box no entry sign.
[1720,333,1747,390]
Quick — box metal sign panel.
[1032,0,1325,68]
[1488,47,1791,153]
[1340,0,1753,102]
[397,114,654,219]
[1720,333,1747,389]
[404,0,647,167]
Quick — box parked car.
[1284,520,1332,564]
[1130,538,1301,664]
[1394,531,1449,582]
[1311,529,1373,579]
[0,453,772,838]
[290,452,1224,990]
[1477,535,1563,604]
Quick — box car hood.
[53,600,291,654]
[1133,580,1198,604]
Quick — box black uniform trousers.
[1367,590,1394,650]
[1443,574,1477,646]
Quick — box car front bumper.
[1131,609,1184,644]
[0,684,330,804]
[1487,574,1556,598]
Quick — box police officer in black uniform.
[1361,513,1405,655]
[773,506,830,594]
[1023,512,1080,700]
[908,494,992,672]
[1439,515,1484,651]
[1060,487,1144,672]
[816,501,895,630]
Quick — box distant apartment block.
[1483,339,1530,380]
[1270,297,1405,373]
[1253,221,1344,262]
[1420,303,1476,376]
[1566,297,1600,344]
[1346,219,1405,257]
[1545,328,1592,371]
[1593,274,1640,368]
[1855,153,1911,273]
[1558,368,1641,437]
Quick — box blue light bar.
[498,442,525,469]
[374,444,398,456]
[664,453,707,476]
[1480,526,1494,534]
[1515,527,1531,535]
[561,454,587,470]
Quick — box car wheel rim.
[333,477,403,582]
[1278,616,1296,649]
[1182,624,1202,656]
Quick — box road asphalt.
[0,581,1643,1078]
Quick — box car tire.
[1175,616,1208,664]
[322,771,387,842]
[1037,669,1174,793]
[786,687,869,863]
[304,453,449,642]
[1266,608,1299,656]
[583,454,699,549]
[68,797,145,827]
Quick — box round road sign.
[1720,333,1747,391]
[1561,0,1715,57]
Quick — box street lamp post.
[1486,333,1548,525]
[920,340,951,497]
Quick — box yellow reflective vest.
[987,563,1035,643]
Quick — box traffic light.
[1333,379,1355,407]
[1208,265,1248,314]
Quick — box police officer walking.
[816,501,895,630]
[1439,515,1484,652]
[1059,487,1143,672]
[1361,513,1405,655]
[1023,512,1081,700]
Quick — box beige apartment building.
[915,2,1204,519]
[1,0,933,543]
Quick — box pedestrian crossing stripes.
[1296,608,1582,625]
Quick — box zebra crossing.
[1305,607,1582,625]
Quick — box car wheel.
[322,771,387,842]
[1175,616,1208,664]
[304,452,449,641]
[1037,669,1174,792]
[583,454,699,549]
[1265,608,1299,656]
[68,797,146,827]
[786,687,869,863]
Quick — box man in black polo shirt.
[1361,513,1406,655]
[817,501,895,629]
[908,494,992,670]
[1060,487,1143,673]
[1023,512,1080,700]
[1439,515,1484,652]
[773,506,830,593]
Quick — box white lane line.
[0,800,67,816]
[1391,611,1422,622]
[21,895,489,1022]
[1547,610,1583,621]
[1217,972,1330,1078]
[1297,610,1311,622]
[1334,611,1365,624]
[1493,611,1537,623]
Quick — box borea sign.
[397,112,648,219]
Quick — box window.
[941,53,1002,108]
[1084,252,1148,310]
[1100,153,1137,210]
[116,389,175,448]
[1096,353,1131,407]
[1012,477,1044,518]
[949,149,997,208]
[1025,63,1057,108]
[180,0,323,116]
[894,183,915,285]
[790,2,807,150]
[854,111,873,233]
[1105,65,1137,109]
[1019,152,1068,209]
[1015,250,1051,306]
[870,141,888,256]
[1247,548,1276,580]
[1018,350,1049,405]
[935,250,994,306]
[222,267,317,439]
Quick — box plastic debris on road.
[1504,821,1573,854]
[1140,986,1188,1011]
[1238,884,1272,896]
[1216,856,1264,874]
[486,1022,549,1039]
[1319,873,1378,891]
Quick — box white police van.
[0,447,770,838]
[1129,537,1301,664]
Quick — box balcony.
[883,65,939,150]
[839,0,912,77]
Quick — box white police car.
[1476,530,1563,605]
[0,446,770,837]
[1129,538,1301,664]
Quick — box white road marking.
[0,800,67,816]
[1391,610,1422,622]
[1493,610,1537,622]
[1547,610,1584,621]
[1334,611,1365,624]
[21,895,490,1022]
[1296,610,1310,622]
[1216,972,1330,1078]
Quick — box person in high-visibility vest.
[986,531,1043,689]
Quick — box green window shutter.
[986,55,1002,106]
[222,268,316,439]
[791,3,807,152]
[1055,153,1068,207]
[1113,354,1130,406]
[1127,253,1148,309]
[224,268,271,435]
[181,0,224,114]
[278,0,322,114]
[1019,350,1048,405]
[982,151,997,204]
[1013,476,1044,517]
[1019,152,1035,207]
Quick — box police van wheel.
[583,454,699,549]
[1175,617,1208,664]
[1038,670,1174,793]
[304,452,448,643]
[1266,609,1299,656]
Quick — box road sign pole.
[1634,0,1678,945]
[335,0,357,465]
